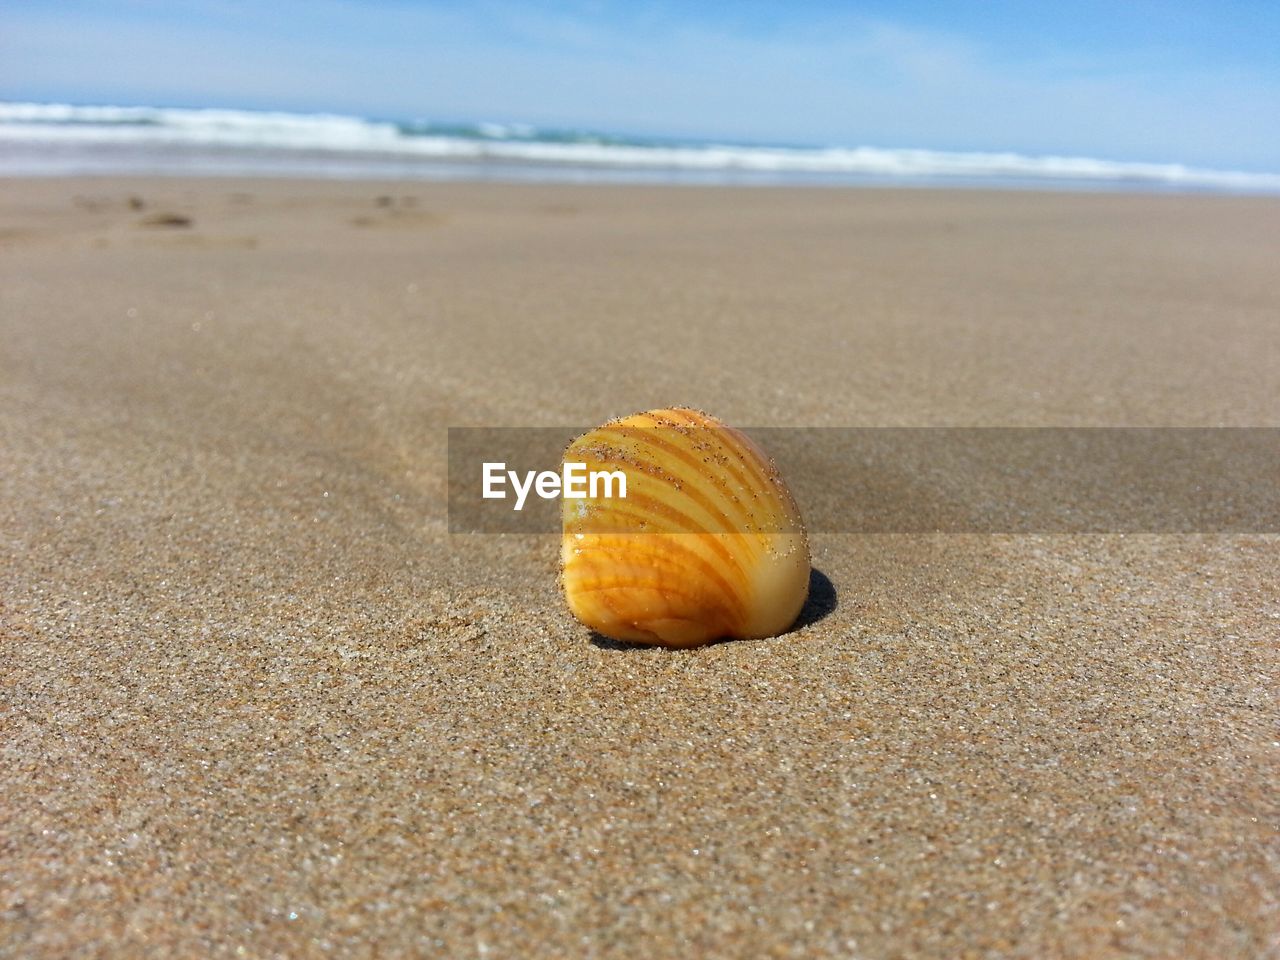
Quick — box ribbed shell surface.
[561,408,810,647]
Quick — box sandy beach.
[2,178,1278,958]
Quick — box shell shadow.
[588,566,837,650]
[792,567,837,631]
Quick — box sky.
[3,0,1279,170]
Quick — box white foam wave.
[4,101,1279,192]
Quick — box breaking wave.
[4,101,1278,192]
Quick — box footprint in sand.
[138,213,194,228]
[350,210,444,228]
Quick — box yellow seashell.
[560,407,810,648]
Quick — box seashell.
[560,407,810,647]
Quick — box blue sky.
[3,0,1279,169]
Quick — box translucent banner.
[448,427,1280,533]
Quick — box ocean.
[3,101,1279,193]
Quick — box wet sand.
[2,178,1278,958]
